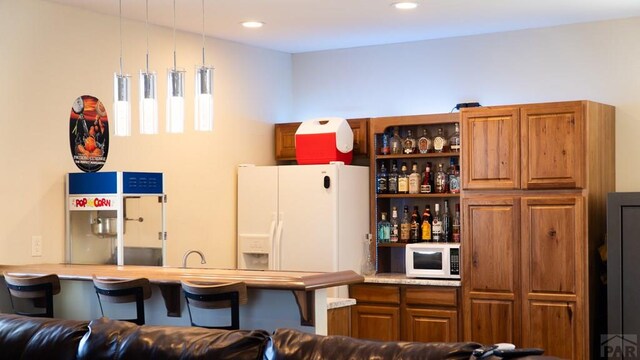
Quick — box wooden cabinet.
[274,118,369,161]
[460,100,615,359]
[462,101,585,190]
[350,283,460,343]
[327,306,351,336]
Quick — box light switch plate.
[31,235,42,257]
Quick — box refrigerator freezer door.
[278,165,339,272]
[237,166,278,270]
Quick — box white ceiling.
[48,0,640,53]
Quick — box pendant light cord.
[172,0,177,70]
[145,0,149,73]
[118,0,123,75]
[201,0,205,66]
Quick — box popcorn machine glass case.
[65,172,166,266]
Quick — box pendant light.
[139,0,158,134]
[113,0,131,136]
[166,0,184,133]
[195,0,214,132]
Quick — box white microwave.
[405,243,461,279]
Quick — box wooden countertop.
[0,264,364,291]
[1,264,364,326]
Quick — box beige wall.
[292,17,640,192]
[0,0,292,266]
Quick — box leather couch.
[0,313,555,360]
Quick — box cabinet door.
[520,103,584,189]
[351,304,400,341]
[462,107,520,189]
[275,123,299,160]
[404,308,458,343]
[524,300,579,359]
[346,118,369,156]
[521,196,582,295]
[463,197,520,345]
[521,196,584,359]
[467,298,516,345]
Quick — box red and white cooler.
[295,117,354,165]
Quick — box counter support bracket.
[292,290,315,326]
[159,284,181,317]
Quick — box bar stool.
[92,276,151,325]
[3,272,61,318]
[181,280,248,330]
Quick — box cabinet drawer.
[405,287,458,307]
[350,284,400,304]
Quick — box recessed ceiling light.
[392,2,418,10]
[241,21,264,28]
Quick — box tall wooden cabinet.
[461,101,615,359]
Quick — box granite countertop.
[364,273,461,287]
[327,297,356,309]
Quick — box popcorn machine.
[65,172,166,266]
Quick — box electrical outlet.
[31,236,42,257]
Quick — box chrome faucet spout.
[182,250,207,268]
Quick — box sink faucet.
[182,250,207,268]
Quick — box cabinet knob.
[548,229,557,237]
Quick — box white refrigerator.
[237,164,369,296]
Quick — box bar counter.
[0,264,364,333]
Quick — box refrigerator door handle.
[267,219,276,269]
[274,218,284,270]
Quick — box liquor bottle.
[388,161,399,194]
[417,128,432,154]
[449,123,461,152]
[408,162,421,194]
[452,204,461,243]
[403,129,416,154]
[421,205,432,242]
[390,127,403,154]
[410,205,421,242]
[377,212,391,243]
[390,206,399,243]
[420,162,432,194]
[434,163,448,193]
[398,162,409,194]
[442,200,451,242]
[400,206,411,243]
[432,203,442,242]
[433,127,447,153]
[380,131,390,155]
[448,159,460,194]
[376,162,388,194]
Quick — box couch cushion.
[272,328,482,360]
[77,317,271,360]
[0,313,89,360]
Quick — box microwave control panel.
[450,248,460,276]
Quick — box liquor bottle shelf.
[377,193,460,199]
[377,242,460,248]
[376,152,460,160]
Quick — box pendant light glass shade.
[166,68,185,133]
[139,70,158,134]
[113,73,131,136]
[195,65,214,131]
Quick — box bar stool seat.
[92,276,151,325]
[181,280,248,330]
[3,272,61,318]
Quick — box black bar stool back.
[181,280,247,330]
[92,276,151,325]
[3,272,61,318]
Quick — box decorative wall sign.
[69,95,109,172]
